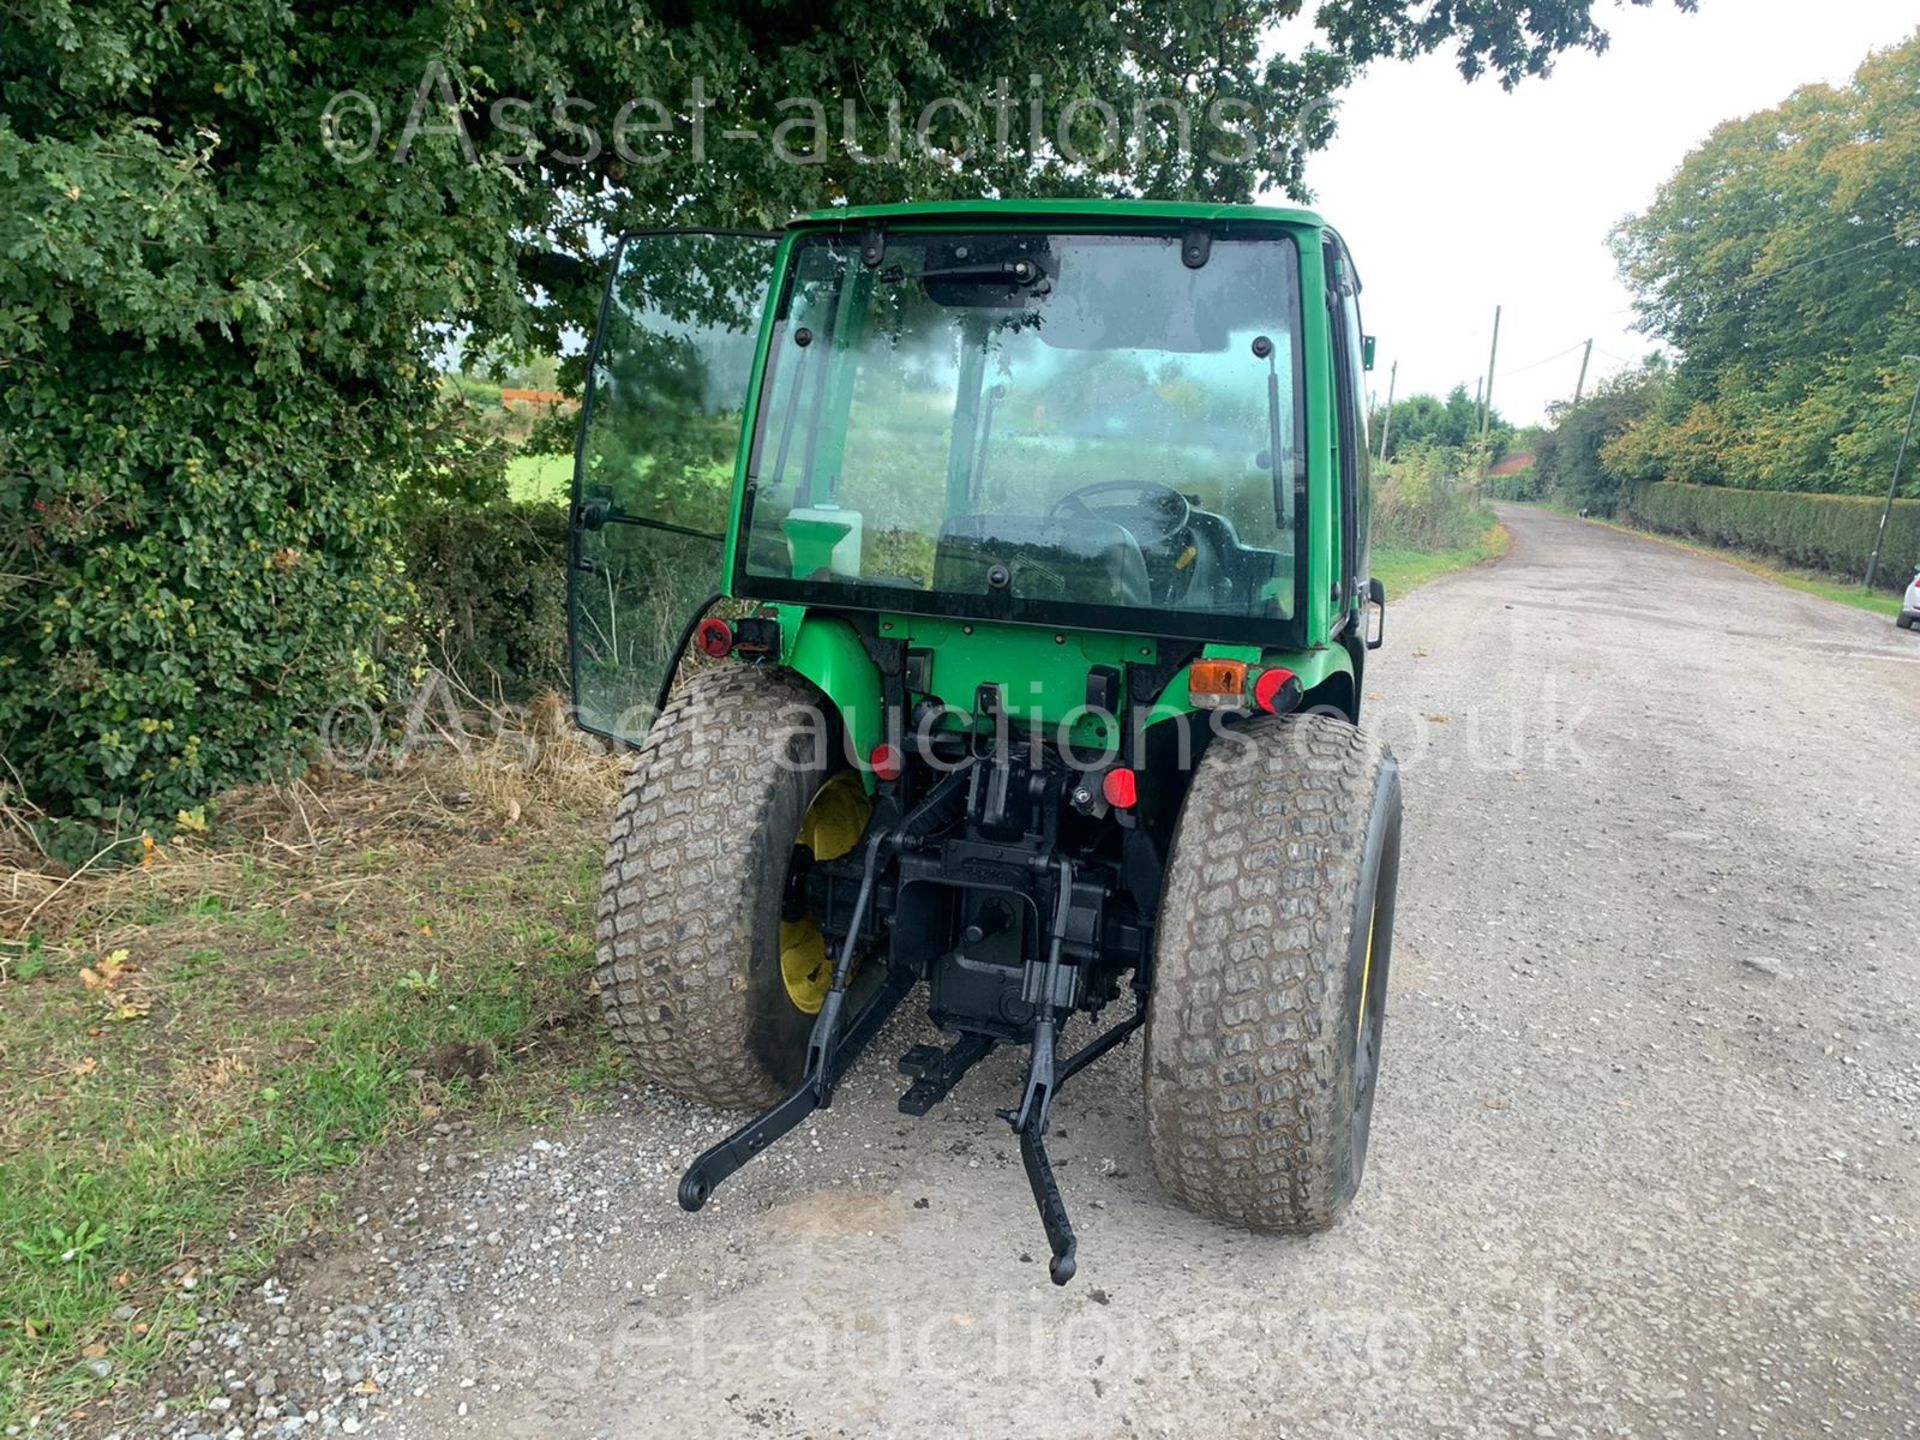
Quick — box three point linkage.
[676,795,1145,1286]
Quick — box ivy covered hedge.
[1,342,416,835]
[1619,481,1920,590]
[1,2,503,848]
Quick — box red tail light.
[870,743,904,783]
[693,617,734,658]
[1252,666,1300,714]
[1101,768,1138,809]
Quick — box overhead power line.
[1732,229,1903,294]
[1500,341,1589,378]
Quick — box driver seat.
[931,514,1152,607]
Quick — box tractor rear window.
[741,231,1305,634]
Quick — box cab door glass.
[1341,278,1373,592]
[1326,241,1371,614]
[570,230,777,742]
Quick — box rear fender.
[1261,643,1357,724]
[782,614,884,787]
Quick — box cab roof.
[794,197,1328,230]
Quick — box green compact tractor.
[570,201,1401,1284]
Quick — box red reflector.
[870,743,904,783]
[1252,667,1298,714]
[693,617,733,658]
[1101,768,1138,809]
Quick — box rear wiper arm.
[880,260,1043,286]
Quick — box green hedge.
[1,344,413,840]
[1620,481,1920,591]
[398,503,572,703]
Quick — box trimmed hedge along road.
[1620,481,1920,589]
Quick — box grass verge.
[1587,515,1904,618]
[1373,520,1512,599]
[0,734,624,1431]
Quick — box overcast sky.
[1273,1,1918,425]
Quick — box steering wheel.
[1048,480,1192,549]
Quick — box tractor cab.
[570,202,1379,745]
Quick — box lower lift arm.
[676,766,973,1211]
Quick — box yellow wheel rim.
[1358,904,1378,1024]
[778,920,831,1015]
[779,773,871,1014]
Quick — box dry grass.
[0,685,625,948]
[1371,520,1513,601]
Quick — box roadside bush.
[1620,481,1920,590]
[1373,445,1498,551]
[398,504,572,703]
[443,373,505,408]
[1534,365,1667,514]
[1483,462,1545,503]
[1,11,503,849]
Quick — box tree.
[1610,32,1920,494]
[0,0,1695,833]
[1533,363,1668,512]
[1374,386,1515,456]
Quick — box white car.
[1902,566,1920,631]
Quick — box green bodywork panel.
[875,616,1147,750]
[783,612,884,775]
[767,605,1352,791]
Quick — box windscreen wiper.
[1253,334,1291,528]
[879,259,1044,287]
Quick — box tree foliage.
[1609,32,1920,494]
[1371,444,1498,551]
[1,0,1691,834]
[1530,363,1669,513]
[1375,385,1515,458]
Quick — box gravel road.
[130,506,1920,1440]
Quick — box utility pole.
[1573,338,1594,406]
[1479,304,1502,446]
[1378,359,1398,461]
[1864,355,1920,592]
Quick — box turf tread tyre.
[1144,712,1400,1233]
[596,665,837,1110]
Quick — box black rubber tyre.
[1899,613,1914,631]
[596,665,841,1109]
[1144,712,1402,1233]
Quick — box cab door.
[570,230,778,742]
[1324,235,1381,714]
[1324,237,1372,629]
